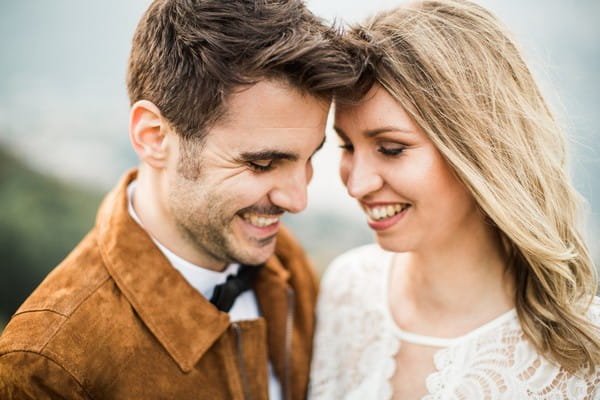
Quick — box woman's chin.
[374,234,413,254]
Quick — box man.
[0,0,355,398]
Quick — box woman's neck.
[389,224,515,337]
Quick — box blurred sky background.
[0,0,598,277]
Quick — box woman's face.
[335,85,483,253]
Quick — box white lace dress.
[308,244,600,400]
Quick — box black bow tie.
[210,264,262,312]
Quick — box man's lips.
[239,212,282,228]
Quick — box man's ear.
[129,100,170,169]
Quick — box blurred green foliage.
[0,147,102,329]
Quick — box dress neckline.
[379,248,517,348]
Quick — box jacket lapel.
[96,170,231,373]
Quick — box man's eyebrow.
[239,136,326,162]
[239,150,298,162]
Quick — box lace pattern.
[308,244,600,400]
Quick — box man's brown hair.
[127,0,356,140]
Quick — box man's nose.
[268,168,309,214]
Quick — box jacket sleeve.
[0,351,89,400]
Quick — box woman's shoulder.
[318,244,392,299]
[327,243,390,268]
[322,244,390,280]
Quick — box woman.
[309,1,600,398]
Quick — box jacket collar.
[96,170,230,372]
[96,169,293,373]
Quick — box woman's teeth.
[242,213,279,227]
[366,204,409,221]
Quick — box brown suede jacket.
[0,170,319,400]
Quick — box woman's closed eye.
[377,143,406,156]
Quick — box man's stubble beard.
[173,140,279,267]
[169,177,246,267]
[171,138,240,265]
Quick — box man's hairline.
[169,76,332,142]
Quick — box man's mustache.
[238,204,286,216]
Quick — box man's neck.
[132,166,228,272]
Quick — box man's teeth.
[366,204,408,221]
[242,213,279,227]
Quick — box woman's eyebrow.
[364,126,414,137]
[333,125,413,139]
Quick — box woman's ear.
[129,100,170,169]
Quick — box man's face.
[162,80,328,270]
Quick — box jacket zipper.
[282,287,295,400]
[232,322,253,400]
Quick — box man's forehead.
[215,80,330,130]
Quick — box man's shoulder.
[269,225,321,313]
[11,230,110,319]
[0,228,144,395]
[0,229,115,358]
[273,225,317,277]
[273,225,308,265]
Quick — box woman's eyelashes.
[338,141,406,157]
[377,143,406,156]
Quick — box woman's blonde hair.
[342,0,599,371]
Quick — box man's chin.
[234,236,278,266]
[230,215,279,264]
